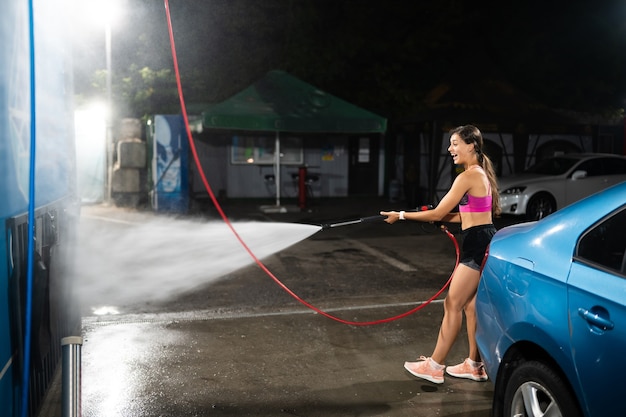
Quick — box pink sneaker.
[445,358,488,381]
[404,356,444,384]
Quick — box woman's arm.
[381,173,470,224]
[441,212,461,223]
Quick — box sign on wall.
[231,135,303,165]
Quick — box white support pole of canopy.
[260,131,290,213]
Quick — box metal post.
[61,336,83,417]
[105,23,113,204]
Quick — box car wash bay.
[40,198,507,417]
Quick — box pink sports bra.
[459,166,492,213]
[458,193,492,212]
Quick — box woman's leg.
[464,294,481,362]
[430,264,480,365]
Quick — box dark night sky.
[72,0,626,118]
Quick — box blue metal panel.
[0,0,29,219]
[1,0,77,414]
[0,1,29,412]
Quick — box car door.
[567,207,626,417]
[564,158,609,206]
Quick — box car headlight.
[502,186,526,194]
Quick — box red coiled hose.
[162,0,458,325]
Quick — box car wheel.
[503,360,582,417]
[526,193,555,221]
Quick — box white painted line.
[82,299,443,326]
[345,238,417,271]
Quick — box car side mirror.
[572,170,587,180]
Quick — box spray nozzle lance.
[321,215,384,229]
[320,204,435,229]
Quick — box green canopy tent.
[201,70,387,208]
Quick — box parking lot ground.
[75,304,493,417]
[38,197,513,417]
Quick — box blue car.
[476,181,626,417]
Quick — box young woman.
[380,124,501,384]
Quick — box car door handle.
[578,308,615,331]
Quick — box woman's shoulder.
[451,169,475,192]
[458,165,489,193]
[458,166,484,181]
[465,165,487,178]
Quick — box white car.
[498,153,626,220]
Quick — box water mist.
[74,213,320,314]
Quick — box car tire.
[502,360,582,417]
[526,193,555,221]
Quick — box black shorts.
[460,224,497,271]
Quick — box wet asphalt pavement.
[39,197,521,417]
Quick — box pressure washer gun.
[410,204,445,230]
[321,204,436,229]
[319,204,460,289]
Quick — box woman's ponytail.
[480,153,501,217]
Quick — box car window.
[526,157,580,175]
[576,207,626,275]
[601,157,626,175]
[575,159,604,177]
